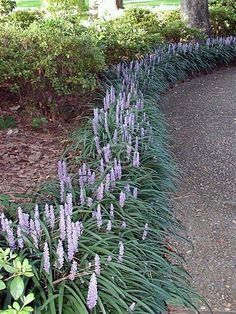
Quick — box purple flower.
[96,204,102,229]
[67,216,74,261]
[95,254,101,276]
[66,193,73,215]
[43,242,50,274]
[103,144,111,163]
[59,205,66,241]
[72,224,79,253]
[17,226,24,249]
[106,220,112,231]
[105,173,110,191]
[34,205,41,236]
[30,219,38,249]
[129,302,136,311]
[87,273,98,310]
[115,160,122,180]
[18,208,29,231]
[104,112,109,134]
[113,129,118,143]
[0,214,6,231]
[107,255,112,262]
[100,158,104,175]
[87,197,93,208]
[44,204,50,221]
[75,221,84,237]
[110,168,116,187]
[121,221,127,229]
[133,151,140,168]
[69,260,78,281]
[94,136,101,154]
[119,191,126,208]
[5,220,15,250]
[118,241,124,263]
[110,204,114,219]
[56,240,64,269]
[142,223,148,240]
[133,187,138,199]
[96,182,104,201]
[80,188,85,205]
[49,205,55,230]
[125,184,130,193]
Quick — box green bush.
[0,21,105,113]
[0,0,15,15]
[210,6,236,36]
[160,20,206,42]
[9,10,44,29]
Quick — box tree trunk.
[181,0,211,35]
[116,0,123,9]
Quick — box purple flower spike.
[87,197,93,208]
[106,220,112,231]
[110,204,114,219]
[66,193,73,215]
[103,144,111,163]
[30,219,38,249]
[96,182,104,201]
[72,224,79,253]
[133,187,138,199]
[133,151,140,168]
[5,220,15,250]
[113,129,118,143]
[56,240,64,269]
[119,191,126,208]
[96,204,102,229]
[34,205,41,237]
[0,213,6,231]
[107,256,112,262]
[110,168,116,187]
[59,205,66,241]
[129,302,136,311]
[95,136,101,154]
[87,273,98,311]
[49,205,55,230]
[121,221,127,229]
[69,260,78,281]
[43,242,50,274]
[100,158,104,175]
[105,173,110,192]
[17,226,24,249]
[80,188,85,205]
[95,254,101,276]
[118,241,124,263]
[44,204,50,221]
[142,223,148,240]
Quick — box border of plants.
[0,37,235,313]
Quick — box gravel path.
[161,67,236,312]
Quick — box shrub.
[91,8,164,64]
[0,21,105,114]
[210,6,236,36]
[9,9,45,29]
[0,248,35,312]
[0,0,15,15]
[160,20,207,42]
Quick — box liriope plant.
[0,37,235,313]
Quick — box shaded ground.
[162,67,236,312]
[0,119,68,200]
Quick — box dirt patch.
[0,117,69,201]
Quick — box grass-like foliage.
[0,37,236,313]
